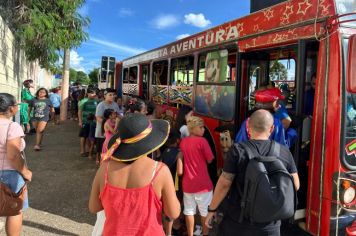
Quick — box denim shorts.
[0,170,29,210]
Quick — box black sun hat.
[105,113,170,162]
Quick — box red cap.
[255,87,285,103]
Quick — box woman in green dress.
[20,79,34,133]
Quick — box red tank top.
[100,161,165,236]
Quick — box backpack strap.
[238,141,258,160]
[268,141,280,157]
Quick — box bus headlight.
[343,187,355,204]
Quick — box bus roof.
[122,0,336,66]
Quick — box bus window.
[129,66,138,84]
[247,59,269,111]
[142,65,149,100]
[123,68,129,83]
[152,60,168,85]
[195,49,236,121]
[269,59,296,109]
[198,49,230,83]
[170,56,194,86]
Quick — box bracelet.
[208,206,217,212]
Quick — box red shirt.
[180,136,214,193]
[100,162,165,236]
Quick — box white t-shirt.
[179,125,190,139]
[95,101,120,138]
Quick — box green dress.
[20,88,34,124]
[21,88,34,102]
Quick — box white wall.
[0,15,54,101]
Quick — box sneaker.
[193,225,202,235]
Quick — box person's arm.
[161,165,181,219]
[28,100,33,121]
[203,139,214,164]
[48,100,55,120]
[7,138,32,181]
[78,110,83,127]
[291,173,300,191]
[205,171,235,228]
[104,121,116,134]
[114,117,120,131]
[282,117,292,130]
[89,168,104,213]
[176,152,183,176]
[95,103,104,123]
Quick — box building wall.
[0,16,54,101]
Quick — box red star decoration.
[263,8,274,21]
[297,0,312,15]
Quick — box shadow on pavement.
[23,220,78,236]
[24,121,97,226]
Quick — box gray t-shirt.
[95,101,120,138]
[29,98,53,122]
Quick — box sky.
[73,0,250,73]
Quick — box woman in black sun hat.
[89,113,180,235]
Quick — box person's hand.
[205,212,216,229]
[23,169,32,182]
[78,121,82,127]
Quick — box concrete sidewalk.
[1,121,97,236]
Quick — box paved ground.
[0,120,97,236]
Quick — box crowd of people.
[0,80,301,236]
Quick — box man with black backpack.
[205,109,300,236]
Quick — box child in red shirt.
[177,116,214,236]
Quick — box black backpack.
[238,141,297,223]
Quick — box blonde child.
[177,116,214,236]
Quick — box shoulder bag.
[0,122,27,216]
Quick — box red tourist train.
[112,0,356,235]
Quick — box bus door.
[238,51,270,123]
[238,41,320,223]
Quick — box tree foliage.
[0,0,89,71]
[69,68,77,82]
[76,71,89,84]
[269,60,288,81]
[88,68,99,85]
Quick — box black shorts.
[54,107,60,115]
[96,138,105,154]
[79,123,90,138]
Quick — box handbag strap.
[0,121,13,179]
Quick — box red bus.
[118,0,356,235]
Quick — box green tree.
[88,68,99,85]
[0,0,89,120]
[269,61,288,81]
[76,71,89,84]
[69,68,78,82]
[0,0,89,70]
